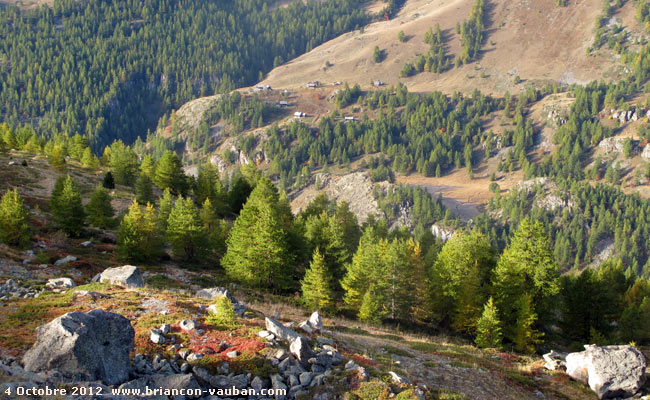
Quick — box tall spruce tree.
[301,249,334,310]
[104,140,139,186]
[157,188,174,231]
[135,174,155,205]
[154,150,187,194]
[118,200,160,262]
[492,219,559,345]
[139,154,156,178]
[102,171,115,189]
[166,196,207,261]
[221,178,294,290]
[50,175,85,237]
[342,227,381,310]
[86,186,115,228]
[48,145,67,172]
[0,188,30,247]
[429,230,496,326]
[196,163,228,215]
[304,211,351,286]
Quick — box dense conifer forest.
[0,0,368,149]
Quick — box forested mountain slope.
[0,0,368,149]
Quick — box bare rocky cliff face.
[291,172,384,224]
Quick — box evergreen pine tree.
[227,175,253,214]
[154,150,187,194]
[493,219,559,344]
[384,238,416,320]
[105,140,139,186]
[453,260,483,334]
[342,227,380,310]
[135,174,155,205]
[48,145,67,172]
[166,196,207,261]
[102,171,115,189]
[50,175,85,237]
[304,212,351,286]
[139,154,156,178]
[196,163,228,215]
[301,249,334,310]
[334,201,362,255]
[358,286,385,324]
[221,178,294,290]
[157,188,174,231]
[430,230,495,325]
[0,123,16,150]
[0,189,30,247]
[86,186,115,228]
[475,297,502,349]
[118,200,160,262]
[81,147,99,169]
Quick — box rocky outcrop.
[565,345,647,399]
[197,287,246,316]
[431,224,454,242]
[46,277,75,289]
[290,337,314,363]
[542,350,567,371]
[265,317,303,343]
[23,309,134,385]
[598,137,626,154]
[98,265,144,288]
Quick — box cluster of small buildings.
[253,84,272,92]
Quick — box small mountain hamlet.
[3,0,650,399]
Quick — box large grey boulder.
[197,287,246,316]
[265,317,302,342]
[98,265,144,288]
[565,345,647,399]
[23,309,134,385]
[289,337,314,363]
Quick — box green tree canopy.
[221,178,294,290]
[0,188,30,247]
[301,249,335,311]
[86,186,115,229]
[50,175,85,237]
[117,200,161,262]
[492,219,559,346]
[154,150,188,194]
[166,196,207,261]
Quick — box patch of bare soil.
[396,168,524,220]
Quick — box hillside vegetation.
[3,0,650,398]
